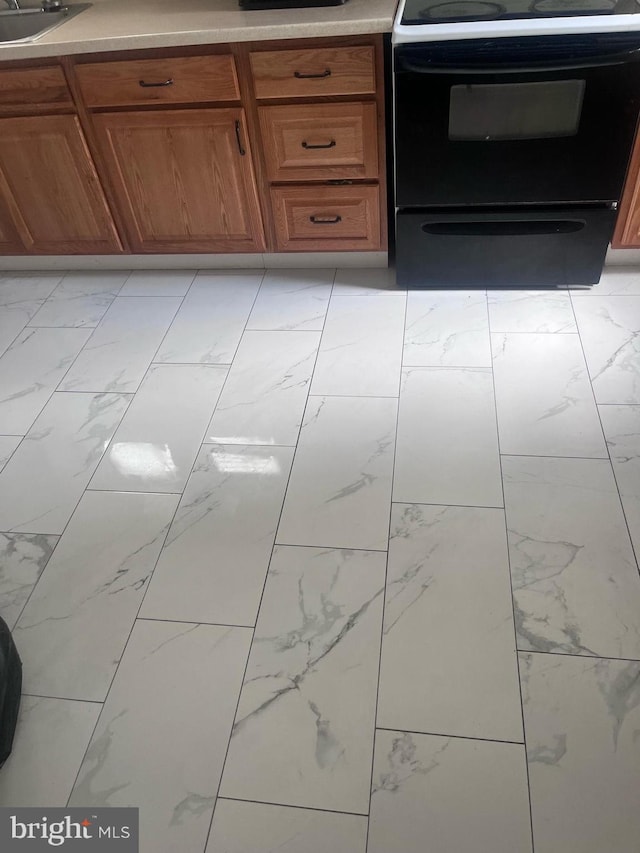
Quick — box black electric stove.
[400,0,640,24]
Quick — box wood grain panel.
[259,101,378,182]
[93,108,265,253]
[272,184,380,251]
[0,114,121,254]
[0,66,72,115]
[250,46,375,100]
[76,54,240,108]
[612,127,640,248]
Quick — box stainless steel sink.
[0,4,91,43]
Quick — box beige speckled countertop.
[0,0,398,61]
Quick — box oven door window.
[448,79,586,141]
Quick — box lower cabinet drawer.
[271,185,381,251]
[259,102,379,182]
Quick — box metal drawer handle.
[310,214,342,225]
[302,139,336,150]
[139,78,174,88]
[294,68,331,79]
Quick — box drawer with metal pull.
[271,184,381,251]
[250,46,376,99]
[259,102,378,181]
[75,55,240,108]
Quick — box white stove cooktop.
[393,0,640,41]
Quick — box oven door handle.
[396,51,640,75]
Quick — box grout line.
[21,693,104,705]
[137,616,254,629]
[201,268,337,853]
[499,452,609,461]
[521,649,640,664]
[274,541,388,553]
[375,726,525,746]
[486,293,537,853]
[365,284,407,853]
[569,291,640,577]
[388,499,503,510]
[217,795,368,819]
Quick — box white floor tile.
[246,268,334,331]
[0,392,129,534]
[369,730,532,853]
[207,799,368,853]
[599,404,640,557]
[404,290,491,366]
[503,456,640,659]
[119,269,196,296]
[140,445,293,626]
[277,396,397,551]
[90,363,227,492]
[205,331,319,446]
[29,271,127,328]
[0,533,58,629]
[521,652,640,853]
[69,620,252,853]
[220,545,385,814]
[0,435,20,472]
[572,296,640,404]
[393,367,503,507]
[378,504,522,742]
[156,273,262,364]
[492,333,607,456]
[0,327,92,434]
[580,267,640,295]
[61,297,181,393]
[332,267,397,295]
[311,293,406,396]
[488,290,577,332]
[15,490,178,702]
[0,274,62,354]
[0,696,101,807]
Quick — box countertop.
[0,0,398,61]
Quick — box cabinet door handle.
[294,68,331,79]
[310,214,342,224]
[139,78,174,87]
[235,120,246,156]
[301,139,336,150]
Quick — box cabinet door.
[93,108,266,253]
[0,114,121,254]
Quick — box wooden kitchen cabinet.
[0,113,121,254]
[0,34,386,257]
[613,128,640,247]
[92,108,265,253]
[0,65,121,254]
[250,37,387,252]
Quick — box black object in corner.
[0,616,22,768]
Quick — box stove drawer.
[396,207,616,288]
[272,185,381,251]
[259,102,378,182]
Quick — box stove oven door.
[394,33,640,207]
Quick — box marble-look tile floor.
[0,266,639,853]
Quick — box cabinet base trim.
[0,251,388,271]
